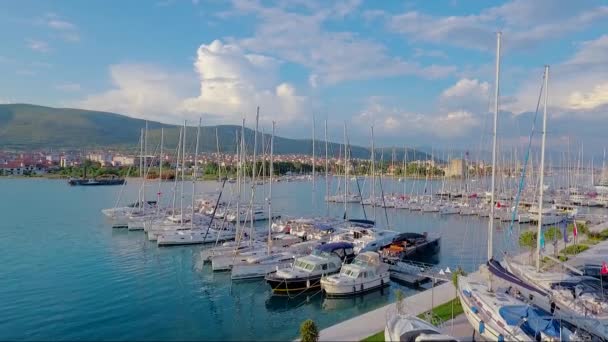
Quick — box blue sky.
[1,0,608,151]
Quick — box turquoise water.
[0,177,525,340]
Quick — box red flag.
[602,262,608,275]
[496,201,501,208]
[573,220,578,237]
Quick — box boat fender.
[471,306,479,314]
[361,284,364,292]
[380,278,383,286]
[498,333,504,342]
[479,320,485,334]
[306,279,310,288]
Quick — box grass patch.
[560,244,589,255]
[418,298,464,323]
[361,330,384,342]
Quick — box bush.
[567,222,589,235]
[544,226,562,242]
[395,289,405,314]
[300,319,319,342]
[452,267,466,288]
[561,244,589,255]
[519,231,537,249]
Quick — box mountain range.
[0,104,432,161]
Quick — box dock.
[318,281,457,341]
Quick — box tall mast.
[268,121,275,254]
[143,122,148,205]
[216,127,221,182]
[157,128,164,216]
[180,120,187,225]
[192,118,201,227]
[324,119,329,216]
[172,127,182,215]
[139,128,144,204]
[371,126,376,220]
[343,122,348,215]
[250,108,259,246]
[536,66,549,271]
[488,32,501,261]
[312,113,316,202]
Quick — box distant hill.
[0,104,432,160]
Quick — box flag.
[496,201,501,208]
[601,262,608,275]
[573,220,579,238]
[563,224,569,243]
[540,232,545,250]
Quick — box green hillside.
[0,104,430,160]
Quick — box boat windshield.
[341,268,359,278]
[311,250,332,258]
[294,260,315,271]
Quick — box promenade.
[318,281,457,341]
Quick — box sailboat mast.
[343,122,348,215]
[536,66,549,271]
[157,128,164,216]
[216,127,220,182]
[371,126,376,220]
[312,113,316,195]
[143,121,148,205]
[488,32,501,260]
[325,119,329,216]
[172,127,182,215]
[139,128,144,204]
[251,108,259,245]
[268,121,275,254]
[192,118,201,228]
[180,121,187,225]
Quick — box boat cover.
[498,305,560,338]
[313,223,334,231]
[487,259,547,296]
[316,242,353,252]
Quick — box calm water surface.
[1,177,531,340]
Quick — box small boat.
[321,252,390,297]
[265,242,355,295]
[385,311,457,342]
[380,232,440,262]
[69,177,125,186]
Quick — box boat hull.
[321,274,390,297]
[265,274,329,295]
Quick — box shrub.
[561,244,589,255]
[452,267,466,288]
[300,319,319,342]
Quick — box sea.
[0,176,546,340]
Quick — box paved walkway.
[318,281,456,341]
[441,314,477,341]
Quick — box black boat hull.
[266,273,333,295]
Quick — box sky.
[1,0,608,153]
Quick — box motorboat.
[265,242,355,295]
[380,232,441,262]
[321,252,390,297]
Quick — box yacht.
[157,228,236,246]
[265,242,355,295]
[226,206,271,222]
[321,252,390,297]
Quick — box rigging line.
[504,71,546,248]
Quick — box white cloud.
[354,97,481,140]
[76,40,308,125]
[26,39,50,53]
[440,78,490,113]
[229,1,454,86]
[44,14,80,42]
[76,64,195,122]
[181,39,308,124]
[508,35,608,117]
[387,1,608,51]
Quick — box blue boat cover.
[498,305,560,338]
[313,223,334,231]
[316,242,353,252]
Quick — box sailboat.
[457,33,580,342]
[500,66,608,339]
